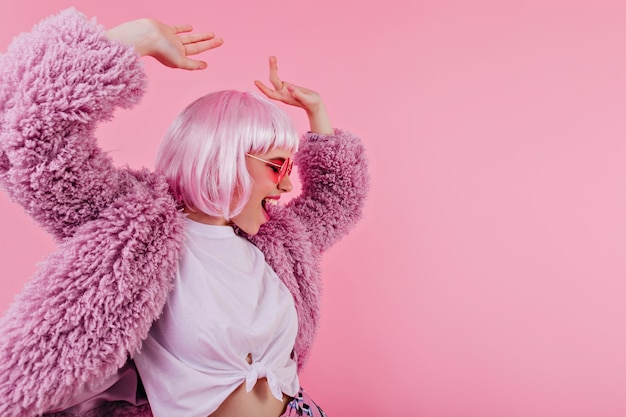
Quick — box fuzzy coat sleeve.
[288,129,369,253]
[0,10,181,417]
[0,8,146,241]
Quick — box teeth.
[264,198,279,206]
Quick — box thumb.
[286,85,307,107]
[176,57,208,70]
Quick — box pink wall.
[2,0,626,416]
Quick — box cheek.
[250,176,277,195]
[256,164,280,184]
[260,169,279,183]
[248,164,275,185]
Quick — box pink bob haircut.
[155,90,299,220]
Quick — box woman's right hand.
[255,56,333,135]
[106,18,223,70]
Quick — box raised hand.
[255,56,333,134]
[106,18,223,71]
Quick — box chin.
[235,222,261,236]
[245,226,261,236]
[231,209,266,236]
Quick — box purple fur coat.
[0,8,369,417]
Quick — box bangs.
[235,92,299,155]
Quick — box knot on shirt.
[245,361,283,401]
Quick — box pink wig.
[155,90,299,219]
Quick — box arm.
[255,57,369,253]
[0,9,221,241]
[289,129,369,253]
[0,11,222,416]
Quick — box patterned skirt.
[281,387,327,417]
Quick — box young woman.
[0,8,368,417]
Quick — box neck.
[183,207,230,226]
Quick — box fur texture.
[0,9,369,417]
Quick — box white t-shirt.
[134,219,299,417]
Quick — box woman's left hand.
[255,56,333,135]
[106,18,223,71]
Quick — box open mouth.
[262,198,278,219]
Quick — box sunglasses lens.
[278,164,286,182]
[278,159,292,183]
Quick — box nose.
[278,173,293,193]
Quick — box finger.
[172,24,193,34]
[287,84,298,97]
[268,56,283,90]
[286,85,307,108]
[177,58,208,71]
[178,32,218,44]
[254,80,281,99]
[184,37,224,55]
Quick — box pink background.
[1,0,626,416]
